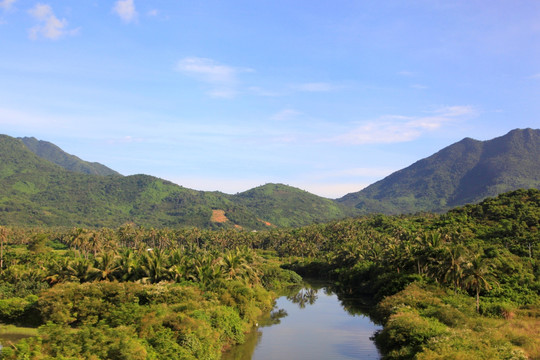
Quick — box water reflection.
[223,282,381,360]
[287,288,318,308]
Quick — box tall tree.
[463,254,496,312]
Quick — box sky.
[1,0,539,198]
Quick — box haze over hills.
[338,128,540,214]
[0,135,355,229]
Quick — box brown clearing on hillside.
[210,210,228,223]
[257,218,274,227]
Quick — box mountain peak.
[337,128,540,214]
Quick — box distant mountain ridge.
[20,137,120,176]
[338,128,540,214]
[2,128,540,227]
[0,135,354,228]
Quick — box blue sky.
[1,0,539,198]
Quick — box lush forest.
[0,189,538,359]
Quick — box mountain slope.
[0,135,353,228]
[20,137,120,176]
[234,183,357,228]
[338,128,540,214]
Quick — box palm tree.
[140,248,168,284]
[414,231,444,275]
[463,254,496,313]
[68,257,95,283]
[438,244,467,293]
[68,228,87,255]
[93,252,120,281]
[0,226,9,271]
[117,249,139,281]
[46,257,77,284]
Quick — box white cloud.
[0,0,16,10]
[270,109,302,122]
[292,82,340,92]
[176,57,240,83]
[175,57,253,98]
[113,0,137,23]
[531,73,540,79]
[247,86,282,97]
[398,70,415,77]
[28,3,77,40]
[147,9,158,17]
[333,105,477,145]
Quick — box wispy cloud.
[247,86,282,97]
[113,0,137,23]
[106,135,145,145]
[0,0,16,10]
[175,57,253,98]
[531,73,540,79]
[147,9,158,17]
[270,109,302,122]
[28,3,78,40]
[292,82,341,92]
[0,106,66,128]
[332,105,477,145]
[398,70,415,77]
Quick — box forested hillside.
[339,128,540,214]
[0,135,354,229]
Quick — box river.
[223,283,382,360]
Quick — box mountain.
[338,128,540,214]
[0,135,353,229]
[19,137,120,176]
[235,183,356,227]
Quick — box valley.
[0,130,538,359]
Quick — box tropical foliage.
[0,189,538,359]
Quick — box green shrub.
[375,308,449,359]
[480,300,515,319]
[0,295,38,325]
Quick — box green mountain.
[235,183,356,228]
[0,135,353,229]
[338,128,540,214]
[19,137,120,176]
